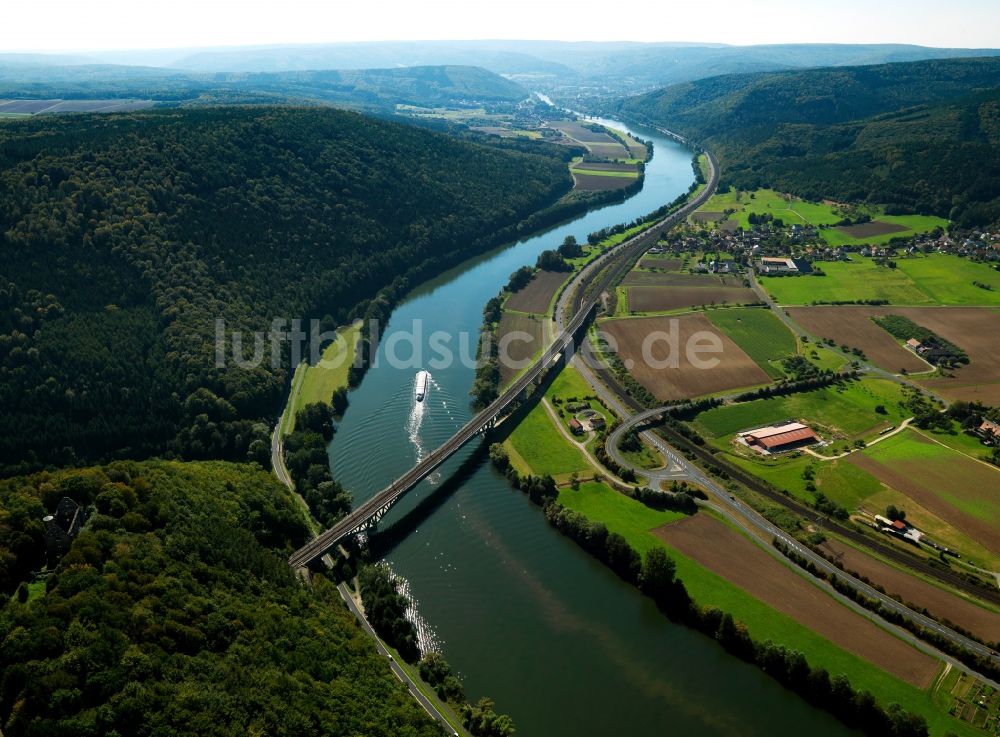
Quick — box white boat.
[414,370,430,402]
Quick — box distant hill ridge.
[620,56,1000,226]
[0,63,528,109]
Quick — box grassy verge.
[290,322,362,427]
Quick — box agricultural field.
[761,260,933,305]
[707,308,798,379]
[763,254,1000,306]
[849,430,1000,556]
[656,514,940,688]
[817,538,1000,643]
[695,378,910,445]
[504,365,608,481]
[695,188,948,245]
[890,307,1000,404]
[572,172,635,191]
[505,270,568,314]
[894,255,1000,306]
[788,307,930,374]
[497,312,545,384]
[821,215,950,247]
[504,397,590,480]
[557,484,973,735]
[601,313,771,400]
[637,256,682,271]
[549,120,617,144]
[627,286,760,312]
[623,272,727,287]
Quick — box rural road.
[336,582,464,736]
[272,361,307,490]
[546,155,1000,677]
[583,349,1000,674]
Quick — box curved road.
[547,152,1000,676]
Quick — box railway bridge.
[287,149,719,569]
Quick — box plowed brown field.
[601,313,770,400]
[655,514,940,687]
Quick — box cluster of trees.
[735,369,857,402]
[358,563,421,663]
[284,402,353,528]
[556,234,584,259]
[747,212,784,227]
[902,388,952,432]
[505,265,536,293]
[874,315,969,366]
[946,401,1000,466]
[0,461,446,736]
[535,249,571,272]
[622,57,1000,228]
[471,294,503,410]
[0,106,572,475]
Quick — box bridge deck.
[288,148,718,569]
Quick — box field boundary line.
[911,427,1000,474]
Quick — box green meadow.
[695,378,909,440]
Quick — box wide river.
[328,118,853,736]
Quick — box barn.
[740,422,819,454]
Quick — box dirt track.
[656,514,940,688]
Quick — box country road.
[547,159,1000,678]
[336,582,465,736]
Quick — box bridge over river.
[287,150,719,569]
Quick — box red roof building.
[741,422,819,453]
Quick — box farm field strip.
[655,514,941,688]
[850,430,1000,555]
[505,270,569,314]
[627,285,760,312]
[818,538,1000,643]
[707,308,797,378]
[497,313,545,384]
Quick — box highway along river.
[328,119,853,737]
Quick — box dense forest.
[0,460,443,736]
[620,57,1000,226]
[0,64,529,109]
[0,106,573,474]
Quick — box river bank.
[325,118,856,737]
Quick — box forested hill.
[0,64,528,109]
[0,460,443,736]
[619,56,1000,226]
[0,106,572,475]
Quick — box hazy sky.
[4,0,999,52]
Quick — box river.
[327,118,854,737]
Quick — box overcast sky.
[4,0,999,52]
